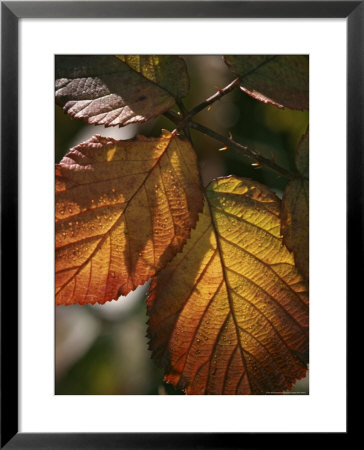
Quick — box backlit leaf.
[224,55,309,110]
[295,127,309,178]
[55,55,189,127]
[281,129,309,279]
[56,131,203,305]
[147,176,308,394]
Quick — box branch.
[163,110,180,126]
[187,77,241,118]
[189,121,295,180]
[186,56,278,119]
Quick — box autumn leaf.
[55,55,189,127]
[294,127,309,178]
[147,176,308,394]
[56,130,203,305]
[281,129,309,279]
[224,55,309,110]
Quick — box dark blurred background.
[55,55,309,395]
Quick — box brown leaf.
[55,55,189,127]
[281,129,309,279]
[56,131,203,305]
[224,55,309,110]
[148,176,308,395]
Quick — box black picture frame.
[1,1,358,448]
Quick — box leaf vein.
[229,286,305,366]
[226,266,307,336]
[219,234,308,310]
[211,203,279,239]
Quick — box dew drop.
[110,271,115,278]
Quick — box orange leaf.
[56,131,203,305]
[147,176,308,394]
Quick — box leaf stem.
[163,110,180,125]
[189,121,295,180]
[176,99,188,116]
[163,110,193,140]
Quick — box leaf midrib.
[205,195,255,394]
